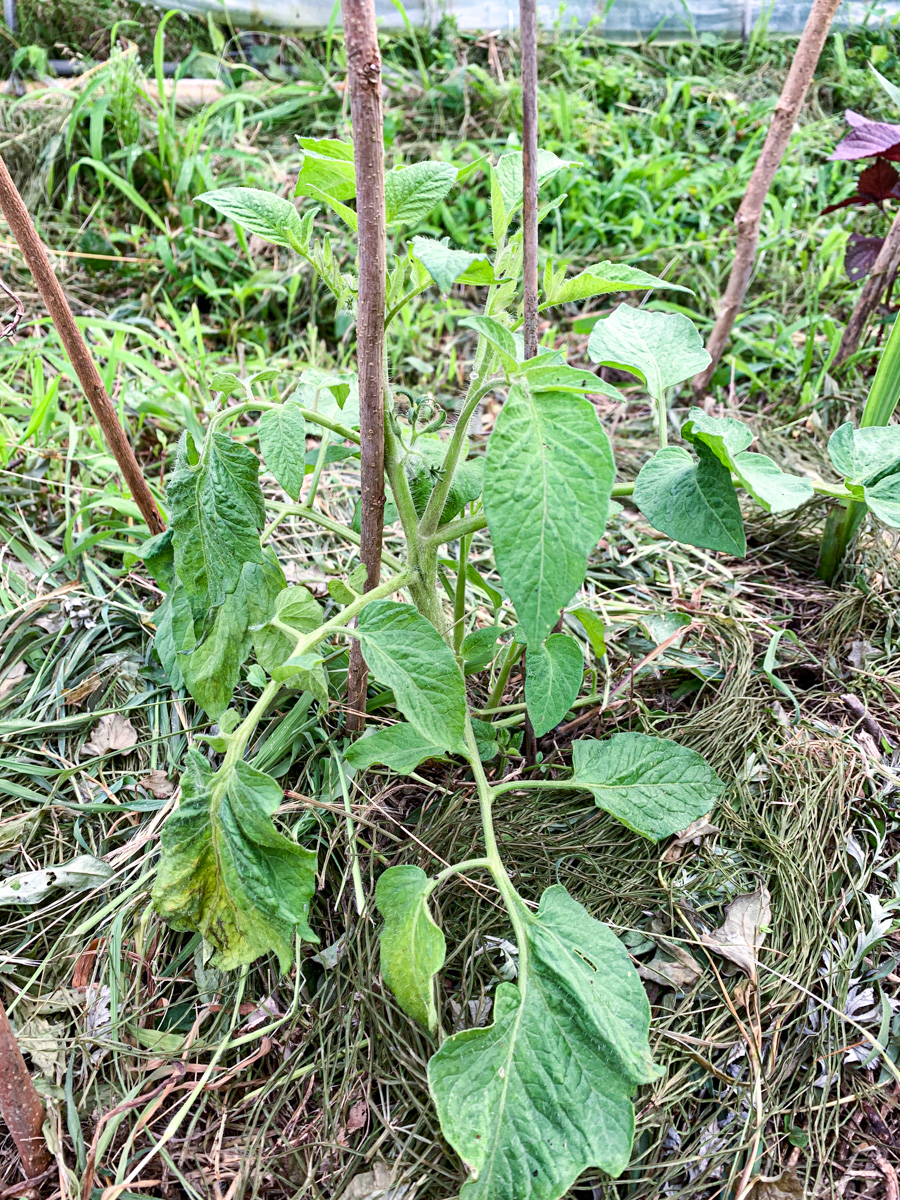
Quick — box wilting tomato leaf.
[830,110,900,162]
[845,234,885,283]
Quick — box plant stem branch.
[342,0,387,731]
[210,399,361,444]
[0,153,165,535]
[261,503,404,571]
[692,0,841,393]
[427,857,493,891]
[520,0,539,362]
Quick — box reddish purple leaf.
[830,111,900,162]
[845,234,885,283]
[823,159,900,213]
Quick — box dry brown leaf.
[0,659,27,700]
[700,885,771,982]
[746,1170,805,1199]
[638,944,703,990]
[81,714,138,757]
[63,671,102,706]
[140,770,175,798]
[662,815,720,862]
[346,1098,368,1133]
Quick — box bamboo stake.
[341,0,386,732]
[0,996,51,1182]
[692,0,841,395]
[834,205,900,367]
[0,154,165,535]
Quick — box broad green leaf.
[732,452,814,513]
[572,607,606,659]
[152,585,191,688]
[140,528,175,590]
[293,367,361,428]
[196,187,305,250]
[864,474,900,526]
[587,305,710,401]
[208,371,246,398]
[429,885,660,1200]
[483,385,615,645]
[154,750,317,971]
[459,314,519,374]
[356,602,467,753]
[517,360,626,403]
[405,435,483,524]
[385,161,457,226]
[172,556,284,717]
[461,627,501,670]
[681,409,813,513]
[412,236,492,293]
[525,635,583,737]
[259,404,307,500]
[633,443,746,556]
[572,731,724,841]
[376,865,445,1033]
[543,261,691,308]
[297,135,355,162]
[293,141,358,228]
[253,585,327,700]
[828,422,900,492]
[681,408,753,464]
[167,430,265,619]
[494,149,578,217]
[344,723,445,775]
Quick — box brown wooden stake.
[834,205,900,368]
[0,154,165,535]
[692,0,841,395]
[341,0,386,733]
[0,996,51,1182]
[520,0,539,765]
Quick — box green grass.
[3,11,900,1199]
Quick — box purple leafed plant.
[826,106,900,280]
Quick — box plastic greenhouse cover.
[168,0,900,38]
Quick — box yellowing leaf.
[376,865,445,1032]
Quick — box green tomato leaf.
[167,430,265,620]
[732,452,814,513]
[517,360,626,403]
[152,584,192,688]
[587,305,710,401]
[459,314,519,375]
[633,443,746,556]
[543,261,691,308]
[412,235,492,293]
[429,885,660,1200]
[525,634,583,737]
[572,731,724,841]
[253,585,325,703]
[140,528,175,590]
[405,435,483,524]
[385,161,457,226]
[376,865,445,1033]
[196,187,305,250]
[208,371,246,398]
[294,367,361,428]
[259,404,307,501]
[344,723,445,775]
[356,601,468,754]
[153,750,318,972]
[461,627,501,671]
[293,140,358,228]
[571,607,606,659]
[494,149,578,217]
[483,385,615,645]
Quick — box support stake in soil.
[692,0,841,394]
[0,153,165,535]
[341,0,387,732]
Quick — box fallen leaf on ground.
[343,1163,415,1200]
[63,672,102,706]
[0,854,113,905]
[747,1170,805,1199]
[700,885,771,982]
[638,943,704,990]
[662,814,720,862]
[0,659,27,700]
[81,714,138,757]
[140,770,176,798]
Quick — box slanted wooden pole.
[0,154,165,535]
[341,0,386,732]
[693,0,841,394]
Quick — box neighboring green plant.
[139,142,900,1198]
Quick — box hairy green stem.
[426,857,493,893]
[209,398,361,445]
[303,428,331,508]
[260,503,404,572]
[453,534,471,653]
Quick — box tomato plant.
[137,142,900,1198]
